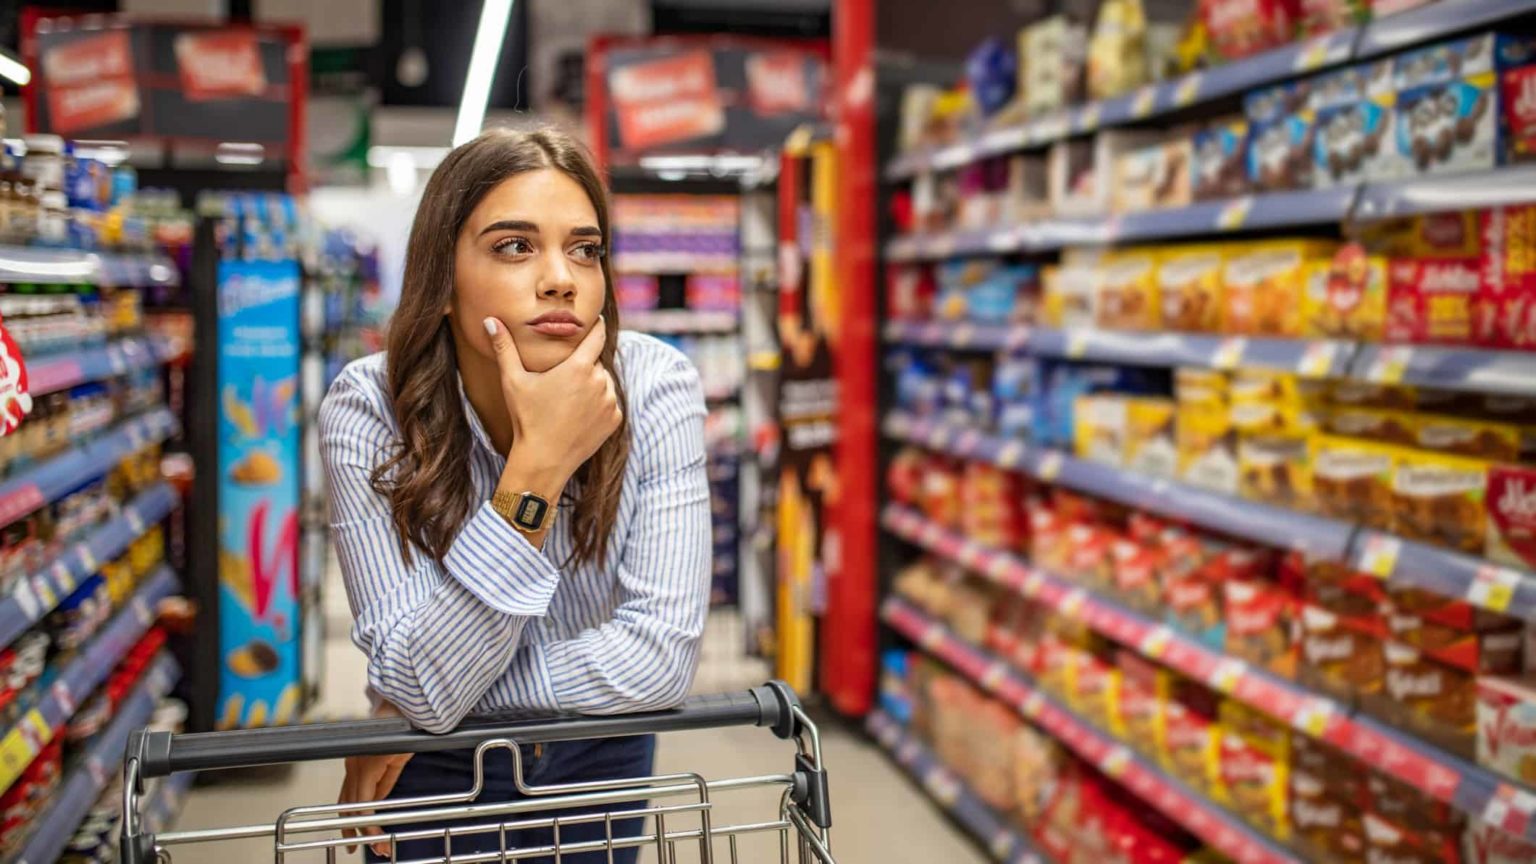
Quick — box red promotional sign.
[46,79,140,135]
[746,52,809,115]
[609,50,724,151]
[41,30,133,87]
[0,317,32,439]
[174,30,268,101]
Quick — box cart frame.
[120,682,833,864]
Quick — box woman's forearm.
[493,443,574,549]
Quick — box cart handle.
[128,682,804,781]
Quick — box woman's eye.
[493,237,533,255]
[572,243,606,262]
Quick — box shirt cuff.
[441,502,561,617]
[507,643,564,713]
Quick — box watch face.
[514,494,550,530]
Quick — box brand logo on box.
[1420,262,1481,293]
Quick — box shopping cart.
[119,682,833,863]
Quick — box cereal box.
[1074,394,1128,466]
[1095,250,1160,330]
[1386,256,1482,344]
[1476,205,1536,349]
[1246,82,1316,191]
[1322,406,1418,445]
[1239,434,1313,510]
[1311,66,1372,188]
[1465,815,1536,864]
[1488,463,1536,572]
[1360,57,1404,181]
[1395,71,1510,177]
[1391,450,1489,553]
[1177,398,1239,494]
[1414,414,1522,461]
[1126,397,1177,478]
[1224,240,1337,336]
[1378,638,1479,758]
[1041,262,1101,330]
[1158,246,1225,332]
[1113,138,1192,213]
[1311,434,1397,529]
[1192,116,1250,200]
[1303,243,1387,339]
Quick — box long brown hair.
[374,127,629,568]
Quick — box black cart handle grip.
[128,682,803,781]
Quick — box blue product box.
[1192,117,1250,201]
[1392,32,1536,92]
[1246,82,1315,191]
[1311,66,1379,187]
[1390,32,1536,177]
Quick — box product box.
[1110,534,1164,620]
[1303,244,1388,339]
[1112,138,1193,213]
[1192,117,1250,200]
[1290,765,1366,863]
[1392,34,1536,177]
[1112,650,1165,748]
[1245,81,1316,191]
[1385,603,1524,675]
[1414,414,1522,461]
[1096,250,1161,330]
[1225,575,1296,679]
[1224,240,1337,336]
[1465,815,1536,864]
[1126,397,1177,478]
[1019,15,1088,117]
[1177,398,1239,494]
[1502,64,1536,164]
[1393,33,1536,92]
[1047,138,1104,217]
[1487,464,1536,572]
[1364,209,1485,259]
[1305,558,1390,633]
[1364,811,1465,864]
[1297,602,1384,707]
[1158,245,1225,332]
[1074,394,1129,466]
[1161,539,1231,652]
[1216,701,1291,839]
[1322,405,1418,445]
[1476,205,1536,349]
[1156,673,1221,794]
[1311,65,1375,188]
[1201,0,1300,62]
[1239,434,1313,511]
[1391,450,1489,553]
[1373,637,1479,759]
[1311,434,1398,528]
[1041,262,1101,330]
[1368,764,1465,835]
[1361,57,1406,181]
[1386,256,1483,344]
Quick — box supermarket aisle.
[170,568,983,863]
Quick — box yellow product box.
[1238,433,1313,511]
[1158,245,1226,333]
[1126,397,1178,478]
[1322,406,1419,447]
[1176,367,1229,404]
[1095,250,1160,330]
[1229,369,1307,406]
[1413,414,1523,462]
[1074,394,1129,466]
[1156,673,1222,796]
[1311,434,1398,530]
[1355,210,1482,259]
[1391,449,1489,555]
[1177,398,1239,494]
[1041,263,1100,329]
[1222,240,1339,337]
[1302,247,1388,340]
[1230,400,1319,436]
[1215,701,1292,840]
[1328,379,1418,410]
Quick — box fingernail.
[483,318,497,337]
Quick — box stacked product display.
[878,3,1536,863]
[613,193,745,606]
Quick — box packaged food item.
[1087,0,1148,100]
[1464,815,1536,864]
[1311,434,1397,528]
[1297,0,1368,37]
[1362,209,1484,259]
[1112,649,1164,748]
[1413,414,1522,461]
[1504,62,1536,164]
[1192,116,1250,200]
[1245,82,1316,192]
[1475,204,1536,349]
[1216,700,1291,839]
[1364,812,1462,864]
[1156,673,1220,793]
[1391,450,1489,553]
[1224,240,1337,336]
[1329,378,1418,410]
[1303,243,1387,339]
[1386,587,1524,674]
[1114,138,1192,213]
[1125,397,1176,477]
[1311,65,1374,188]
[1238,434,1313,511]
[1161,536,1227,651]
[1297,602,1384,707]
[1375,637,1479,758]
[1157,245,1224,332]
[1487,463,1536,572]
[1387,256,1483,344]
[1177,397,1239,494]
[1224,575,1296,679]
[1200,0,1299,62]
[1074,394,1128,466]
[1475,675,1536,786]
[1366,770,1466,860]
[1322,405,1417,444]
[1095,250,1160,330]
[1393,33,1536,177]
[1041,262,1101,330]
[1019,15,1088,117]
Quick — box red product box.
[1488,463,1536,571]
[1200,0,1301,62]
[1387,257,1482,344]
[173,30,268,101]
[1224,575,1297,679]
[1465,814,1536,864]
[1503,65,1536,164]
[1477,205,1536,349]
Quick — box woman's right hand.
[484,315,622,478]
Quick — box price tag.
[127,507,146,534]
[952,323,975,348]
[11,579,38,620]
[133,596,152,626]
[1037,451,1064,482]
[79,547,98,574]
[987,230,1016,254]
[1356,534,1401,579]
[1292,699,1336,737]
[1131,87,1157,118]
[929,235,957,260]
[1066,329,1090,358]
[1208,658,1246,694]
[1368,346,1412,384]
[1076,103,1102,133]
[52,560,74,593]
[1294,35,1335,72]
[1100,745,1131,779]
[86,756,109,789]
[1298,340,1341,378]
[1139,625,1173,660]
[1216,196,1254,230]
[980,661,1009,692]
[1469,566,1521,613]
[1022,572,1045,596]
[924,769,960,806]
[29,575,55,611]
[1060,588,1088,616]
[997,440,1025,468]
[1212,337,1247,370]
[920,622,946,650]
[1484,795,1512,831]
[986,553,1012,582]
[1174,74,1203,107]
[1020,691,1045,719]
[989,830,1018,859]
[51,680,76,718]
[897,739,921,765]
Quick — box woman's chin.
[517,345,576,373]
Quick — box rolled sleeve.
[442,502,562,617]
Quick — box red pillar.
[824,0,876,716]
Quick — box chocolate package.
[1192,117,1250,200]
[1246,81,1316,191]
[1487,463,1536,572]
[1392,33,1536,177]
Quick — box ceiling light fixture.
[0,50,31,87]
[453,0,515,147]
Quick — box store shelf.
[27,334,188,397]
[885,0,1536,183]
[1347,341,1536,396]
[882,503,1536,842]
[0,246,179,288]
[144,769,196,834]
[10,651,180,864]
[0,408,179,532]
[885,410,1536,616]
[624,310,739,334]
[0,565,177,794]
[1354,163,1536,221]
[882,597,1302,864]
[0,483,178,650]
[865,710,1047,864]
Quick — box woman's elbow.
[366,664,470,734]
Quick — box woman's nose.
[539,254,577,297]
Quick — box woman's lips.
[527,312,583,338]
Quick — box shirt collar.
[455,371,497,454]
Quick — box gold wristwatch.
[491,490,553,534]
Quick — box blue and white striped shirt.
[318,332,710,733]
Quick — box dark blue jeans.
[364,734,655,863]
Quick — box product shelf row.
[0,482,178,650]
[886,164,1536,262]
[0,407,179,533]
[866,709,1047,864]
[8,651,180,864]
[0,565,178,795]
[883,409,1535,618]
[885,319,1536,399]
[0,246,181,288]
[882,597,1303,864]
[622,309,740,334]
[882,504,1536,843]
[885,0,1536,182]
[28,334,190,398]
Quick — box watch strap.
[491,490,553,534]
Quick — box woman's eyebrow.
[570,225,602,238]
[478,219,539,236]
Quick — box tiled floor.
[167,576,983,863]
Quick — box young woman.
[319,127,710,862]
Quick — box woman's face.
[450,168,607,373]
